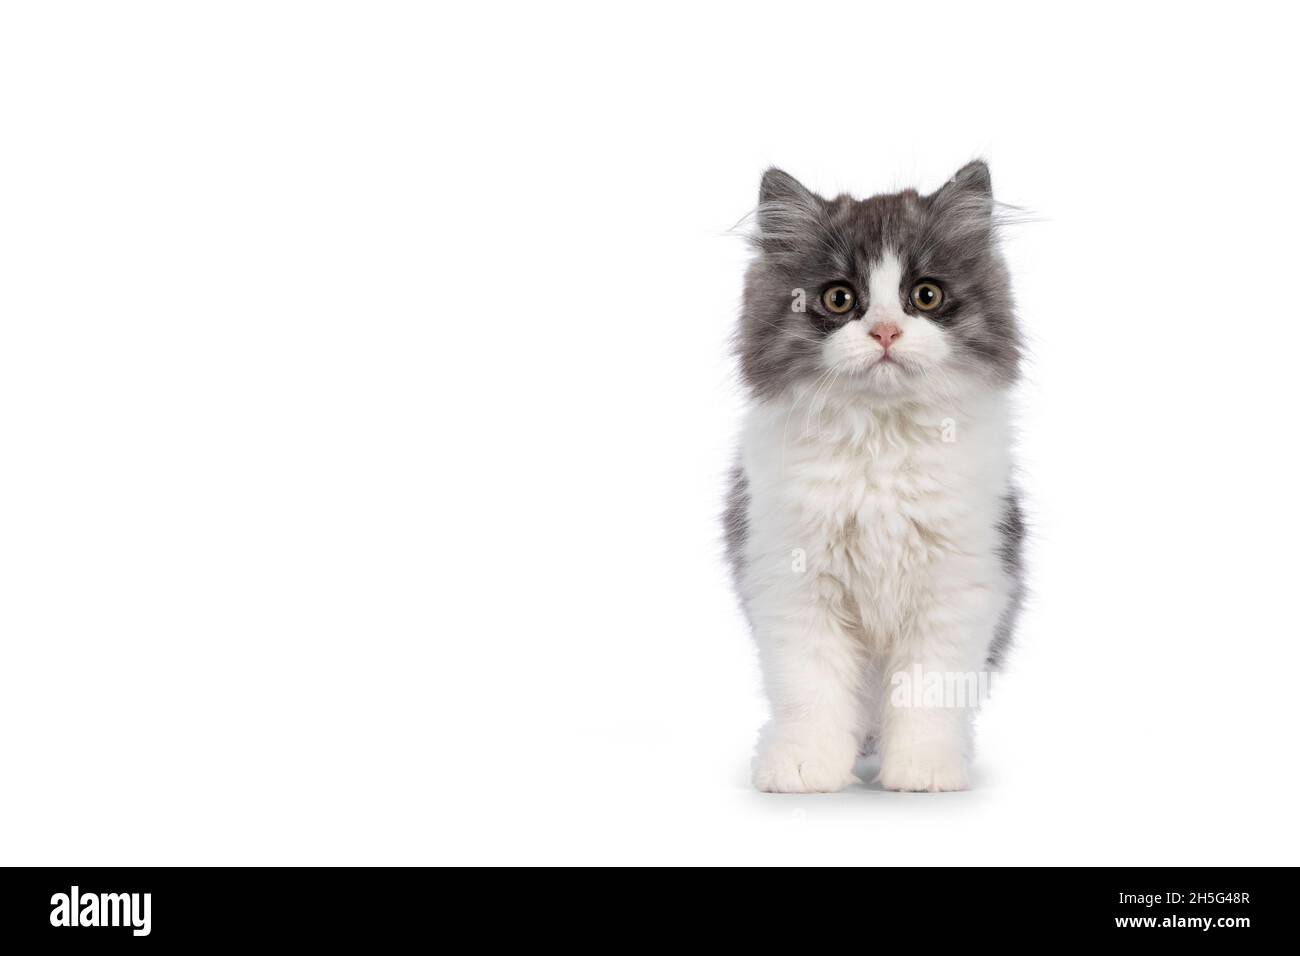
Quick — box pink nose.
[869,322,901,350]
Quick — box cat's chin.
[843,358,922,399]
[838,358,980,405]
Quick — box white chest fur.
[738,383,1014,647]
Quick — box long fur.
[727,162,1025,792]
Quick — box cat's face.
[737,162,1020,403]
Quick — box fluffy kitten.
[725,161,1024,793]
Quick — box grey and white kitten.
[725,162,1024,792]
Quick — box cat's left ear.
[940,160,992,200]
[929,160,995,236]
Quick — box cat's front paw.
[752,740,857,793]
[878,746,969,793]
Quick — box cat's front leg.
[750,583,867,794]
[877,571,1001,792]
[878,683,972,793]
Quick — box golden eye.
[821,285,856,315]
[911,281,943,311]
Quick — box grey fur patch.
[987,490,1026,669]
[722,463,749,595]
[735,161,1023,400]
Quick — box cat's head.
[737,162,1020,404]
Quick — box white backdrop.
[2,2,1298,865]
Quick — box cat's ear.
[940,160,993,200]
[754,168,823,251]
[759,167,819,212]
[929,160,995,238]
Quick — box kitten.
[725,162,1024,792]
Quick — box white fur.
[740,252,1014,793]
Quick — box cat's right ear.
[759,167,817,209]
[753,168,824,259]
[757,168,820,233]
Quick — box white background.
[2,2,1298,866]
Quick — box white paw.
[878,747,970,792]
[752,740,857,793]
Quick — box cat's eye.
[821,285,856,315]
[911,281,944,312]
